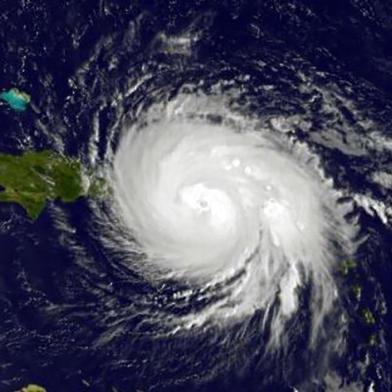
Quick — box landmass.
[19,385,46,392]
[351,284,362,301]
[0,88,31,111]
[0,150,103,219]
[361,308,376,325]
[338,259,357,276]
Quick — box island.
[0,88,31,111]
[0,150,99,219]
[20,384,46,392]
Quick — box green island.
[338,259,357,276]
[20,384,46,392]
[351,284,362,301]
[0,88,31,111]
[361,308,376,325]
[0,150,103,219]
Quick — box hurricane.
[1,2,392,392]
[111,92,356,349]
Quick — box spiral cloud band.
[113,97,356,346]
